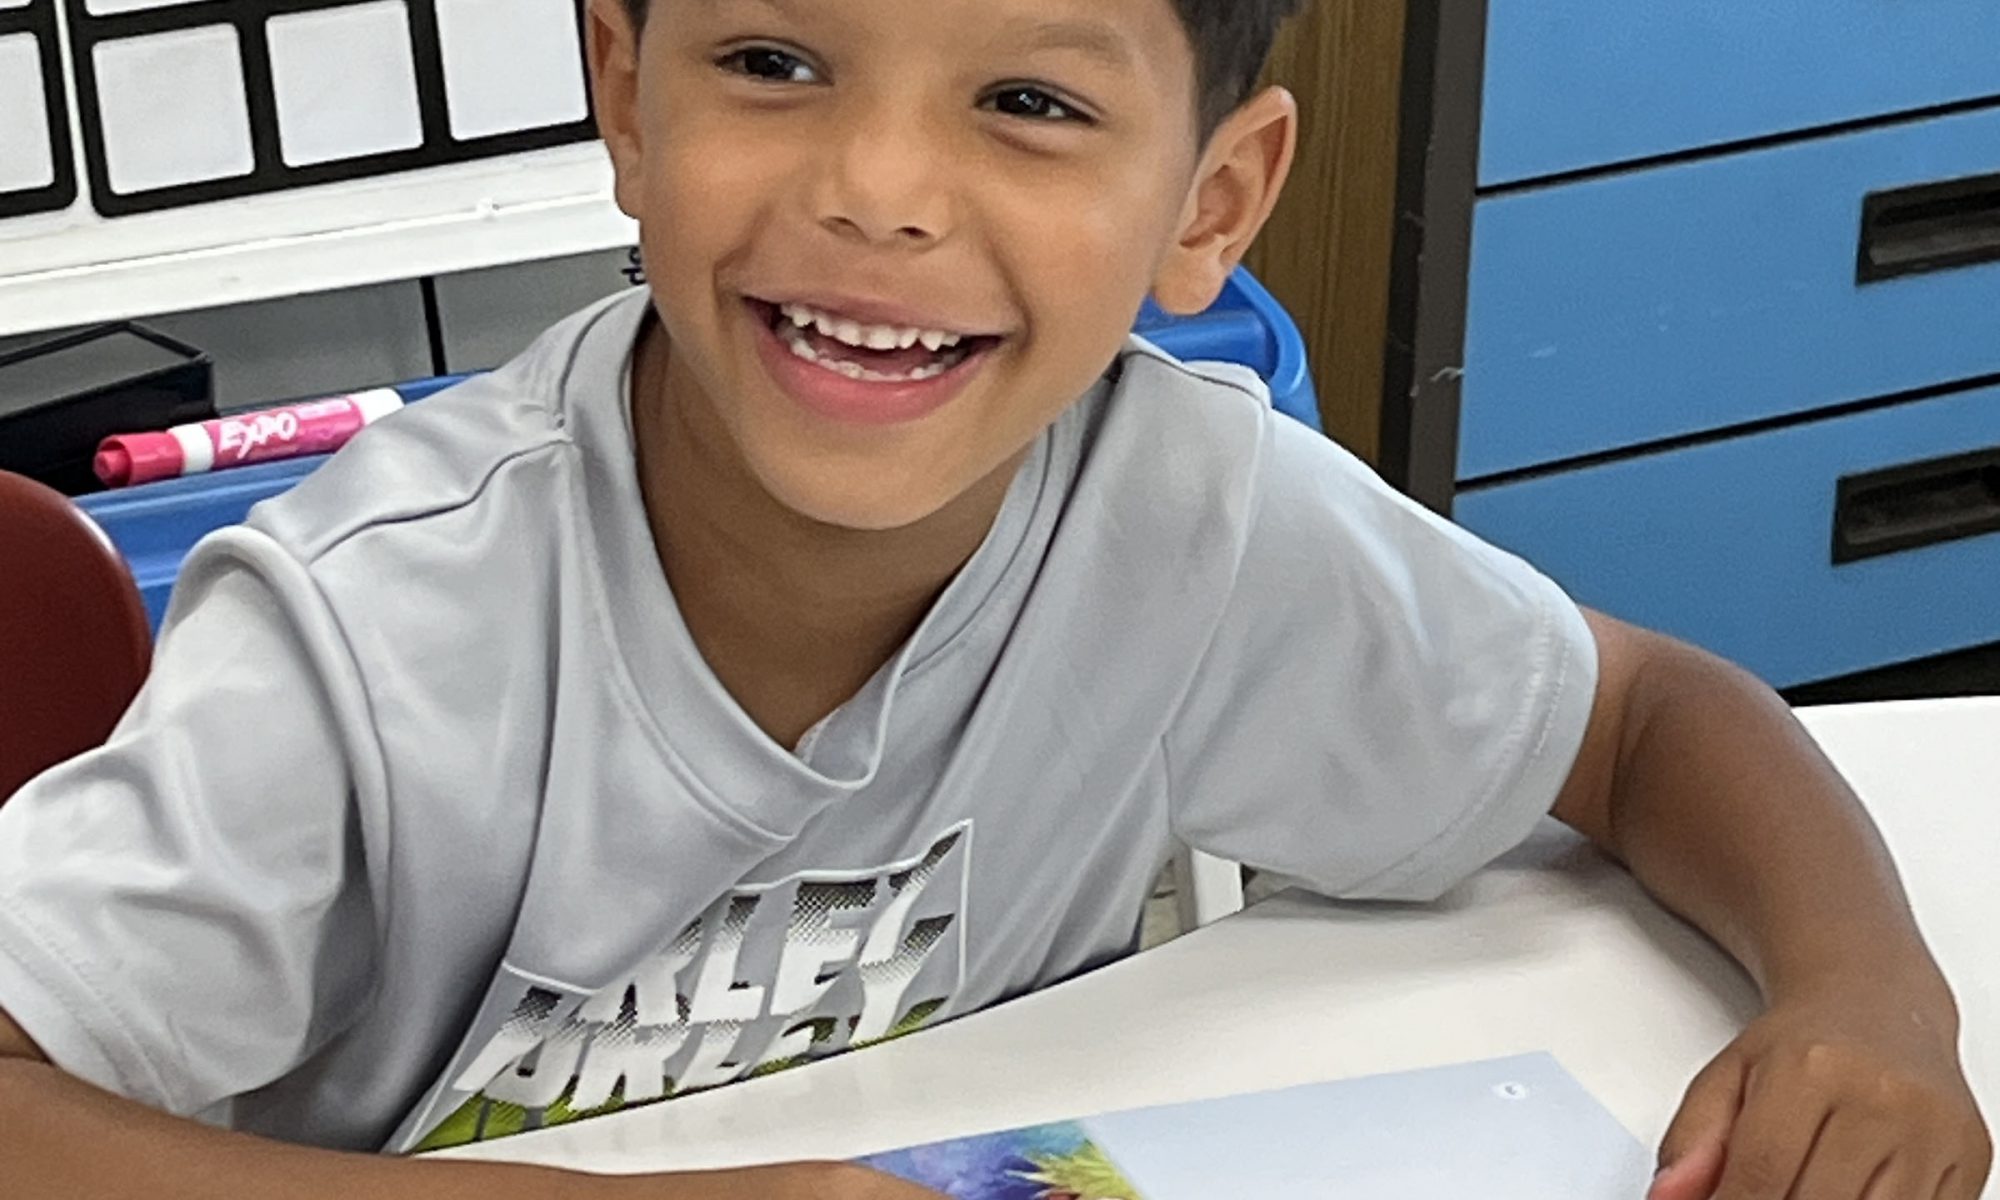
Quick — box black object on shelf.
[0,323,213,496]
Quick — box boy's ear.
[586,0,647,221]
[1152,87,1300,316]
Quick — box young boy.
[0,0,1988,1196]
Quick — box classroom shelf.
[0,143,636,338]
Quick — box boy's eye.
[985,86,1090,124]
[720,46,820,85]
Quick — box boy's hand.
[1648,985,1990,1200]
[1549,619,1991,1199]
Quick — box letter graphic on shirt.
[577,916,704,1024]
[862,833,959,970]
[853,915,955,1043]
[686,895,767,1024]
[566,917,707,1107]
[451,986,567,1092]
[676,1019,755,1090]
[769,880,875,1014]
[488,1017,591,1109]
[851,833,963,1042]
[569,989,695,1109]
[757,1015,837,1071]
[408,823,972,1151]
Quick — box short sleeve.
[1165,414,1599,903]
[0,531,379,1117]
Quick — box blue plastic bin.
[82,269,1319,631]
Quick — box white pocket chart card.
[0,0,77,221]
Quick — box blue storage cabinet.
[1386,3,2000,688]
[84,268,1318,631]
[1457,383,2000,685]
[1480,0,2000,186]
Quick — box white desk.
[442,699,2000,1195]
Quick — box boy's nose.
[821,212,934,247]
[812,115,954,248]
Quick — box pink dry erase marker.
[95,388,406,488]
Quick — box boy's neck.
[631,319,1022,750]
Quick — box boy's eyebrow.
[707,1,1136,72]
[715,0,807,19]
[1005,17,1138,70]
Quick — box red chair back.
[0,471,151,804]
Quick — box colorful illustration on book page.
[861,1121,1146,1200]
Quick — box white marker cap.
[352,388,406,425]
[172,422,215,474]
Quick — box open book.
[858,1053,1654,1198]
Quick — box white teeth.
[781,326,819,363]
[779,323,962,384]
[775,302,969,354]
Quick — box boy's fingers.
[1784,1110,1894,1200]
[1649,1139,1725,1200]
[1658,1051,1748,1173]
[1937,1163,1977,1200]
[1707,1070,1827,1200]
[1860,1156,1940,1200]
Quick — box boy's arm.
[0,1010,938,1199]
[1553,610,1991,1200]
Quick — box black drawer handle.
[1833,447,2000,564]
[1857,170,2000,284]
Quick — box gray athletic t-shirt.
[0,291,1596,1154]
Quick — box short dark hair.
[1172,0,1306,135]
[618,0,1305,137]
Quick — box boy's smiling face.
[590,0,1294,531]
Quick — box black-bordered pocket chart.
[0,0,629,339]
[65,0,596,215]
[0,0,78,220]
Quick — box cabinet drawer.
[1460,103,2000,480]
[1481,0,2000,186]
[1455,384,2000,688]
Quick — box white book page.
[1084,1055,1655,1199]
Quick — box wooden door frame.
[1245,0,1487,516]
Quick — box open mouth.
[748,299,1001,385]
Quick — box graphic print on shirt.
[399,825,971,1152]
